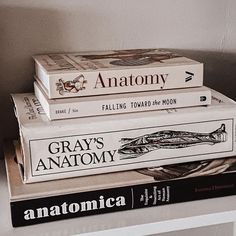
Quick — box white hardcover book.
[33,48,203,99]
[34,80,211,120]
[11,90,236,183]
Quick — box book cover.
[5,142,236,227]
[34,80,211,120]
[11,89,236,183]
[33,48,203,99]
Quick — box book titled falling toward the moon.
[33,48,203,99]
[34,80,211,120]
[11,89,236,183]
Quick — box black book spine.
[11,172,236,227]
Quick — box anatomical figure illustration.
[118,124,227,159]
[138,157,236,181]
[56,75,87,95]
[77,49,181,67]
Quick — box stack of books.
[6,48,236,227]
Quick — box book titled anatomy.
[34,80,211,120]
[5,142,236,227]
[33,48,203,99]
[11,89,236,183]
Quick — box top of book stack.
[33,48,203,99]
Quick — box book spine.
[37,63,203,99]
[34,82,211,120]
[11,172,236,227]
[49,90,211,120]
[11,93,236,183]
[24,117,236,183]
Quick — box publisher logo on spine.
[56,74,87,95]
[185,71,194,82]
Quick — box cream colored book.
[33,48,203,99]
[34,80,211,120]
[11,89,236,183]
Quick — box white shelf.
[1,160,236,236]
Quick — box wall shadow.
[172,49,236,100]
